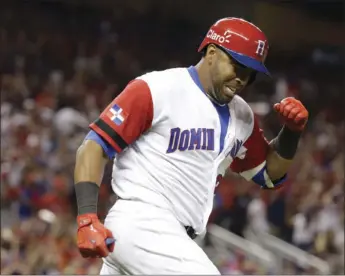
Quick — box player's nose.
[234,78,245,89]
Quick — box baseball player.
[74,17,308,274]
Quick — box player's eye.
[233,63,253,79]
[232,59,246,69]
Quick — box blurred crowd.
[1,2,343,275]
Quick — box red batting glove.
[77,213,115,258]
[273,97,309,132]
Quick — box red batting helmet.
[198,17,270,75]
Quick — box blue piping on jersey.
[187,66,230,154]
[252,165,287,189]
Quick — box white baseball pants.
[99,199,220,275]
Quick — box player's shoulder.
[230,95,255,127]
[137,67,188,88]
[134,67,188,111]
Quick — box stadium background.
[1,0,343,274]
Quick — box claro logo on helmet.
[206,29,231,44]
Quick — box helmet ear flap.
[247,72,257,86]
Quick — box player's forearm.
[74,140,108,214]
[266,126,301,181]
[266,146,293,180]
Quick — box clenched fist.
[77,213,115,258]
[274,97,308,132]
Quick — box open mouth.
[224,85,236,97]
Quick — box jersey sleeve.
[230,118,286,189]
[89,79,153,153]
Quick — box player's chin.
[221,88,235,103]
[216,95,233,105]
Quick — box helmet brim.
[225,49,271,76]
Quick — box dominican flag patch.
[106,104,128,126]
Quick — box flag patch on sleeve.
[106,104,128,126]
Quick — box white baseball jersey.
[90,66,282,234]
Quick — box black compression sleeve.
[75,181,99,215]
[271,126,302,160]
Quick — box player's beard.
[207,85,235,105]
[207,70,234,105]
[206,86,226,106]
[222,84,236,100]
[209,84,234,105]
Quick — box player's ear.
[205,44,217,65]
